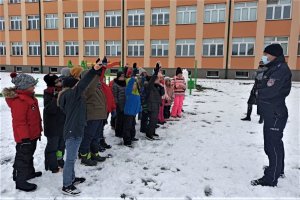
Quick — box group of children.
[2,57,187,196]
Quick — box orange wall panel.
[9,31,22,42]
[151,0,170,8]
[265,20,291,36]
[0,32,5,40]
[0,5,4,16]
[27,56,40,65]
[202,57,224,69]
[126,57,144,67]
[203,23,226,38]
[45,56,59,66]
[63,29,79,41]
[10,56,23,65]
[44,2,58,14]
[104,28,121,40]
[8,4,21,16]
[83,0,99,11]
[64,57,79,66]
[26,30,40,41]
[44,30,59,41]
[175,57,196,68]
[127,27,144,40]
[26,3,39,15]
[232,22,257,37]
[0,56,6,64]
[176,0,197,6]
[63,1,78,13]
[83,29,99,40]
[176,25,196,39]
[104,0,121,11]
[150,57,168,68]
[150,26,169,39]
[230,57,255,69]
[127,0,145,9]
[296,57,300,70]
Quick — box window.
[0,17,4,31]
[9,0,20,3]
[176,39,195,56]
[266,0,291,20]
[105,40,121,56]
[105,11,121,27]
[236,71,249,79]
[264,37,289,55]
[152,8,169,25]
[0,42,5,55]
[64,13,78,28]
[206,71,219,78]
[204,4,226,23]
[65,41,79,56]
[26,0,38,2]
[27,15,40,30]
[234,2,257,22]
[0,67,6,72]
[28,42,40,56]
[0,0,3,4]
[84,12,99,28]
[232,38,255,56]
[176,6,196,24]
[128,40,144,57]
[45,14,58,29]
[11,42,23,55]
[10,16,22,30]
[203,39,224,56]
[31,67,40,73]
[151,40,168,56]
[16,66,22,72]
[50,67,58,73]
[298,36,300,55]
[128,9,144,26]
[85,41,99,56]
[46,41,59,56]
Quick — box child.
[43,74,65,173]
[2,72,42,192]
[58,62,103,196]
[146,63,165,140]
[122,68,141,147]
[171,67,186,118]
[157,70,166,125]
[164,77,174,119]
[138,68,150,134]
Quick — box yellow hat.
[70,66,83,79]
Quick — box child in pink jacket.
[171,67,186,118]
[164,77,174,119]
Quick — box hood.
[2,87,17,99]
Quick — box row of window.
[0,0,293,31]
[1,37,298,57]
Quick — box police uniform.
[252,44,292,187]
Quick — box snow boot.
[27,171,42,180]
[16,181,37,192]
[241,116,251,121]
[259,116,264,124]
[80,153,97,166]
[72,177,86,185]
[91,152,106,162]
[153,133,159,138]
[251,178,277,187]
[100,139,112,149]
[62,184,81,196]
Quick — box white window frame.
[45,14,58,29]
[235,71,249,79]
[27,15,40,30]
[26,0,38,2]
[152,8,169,25]
[11,42,23,56]
[176,39,195,57]
[28,42,40,56]
[127,40,144,57]
[10,16,22,30]
[264,37,289,55]
[65,41,79,56]
[84,12,99,28]
[64,13,78,29]
[105,40,121,56]
[46,41,59,56]
[105,11,121,27]
[266,0,292,20]
[31,67,40,73]
[0,42,6,56]
[50,67,58,73]
[9,0,20,3]
[234,2,257,22]
[151,40,169,57]
[16,66,22,72]
[203,38,224,56]
[232,38,255,56]
[0,17,5,31]
[176,6,197,24]
[204,4,226,23]
[84,41,99,56]
[128,9,145,26]
[0,66,6,72]
[206,70,220,78]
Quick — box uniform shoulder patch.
[267,78,275,87]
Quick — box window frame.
[234,2,258,22]
[28,41,40,56]
[27,15,40,30]
[105,40,121,56]
[9,0,21,3]
[203,38,224,57]
[176,39,196,57]
[65,41,79,56]
[84,41,99,56]
[264,36,289,56]
[206,70,220,78]
[0,42,5,56]
[10,16,22,30]
[128,9,145,26]
[235,71,249,79]
[151,40,169,57]
[46,41,59,56]
[105,10,121,27]
[45,14,58,29]
[0,17,5,31]
[127,40,144,57]
[84,12,99,28]
[204,4,226,23]
[64,13,78,29]
[11,42,23,56]
[266,0,292,20]
[151,8,170,26]
[232,37,255,56]
[176,6,197,24]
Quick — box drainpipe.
[225,0,232,79]
[38,0,43,73]
[121,0,125,67]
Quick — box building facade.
[0,0,300,80]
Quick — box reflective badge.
[267,79,275,87]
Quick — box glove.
[154,63,160,75]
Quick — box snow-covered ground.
[0,72,299,199]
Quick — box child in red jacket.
[2,72,42,192]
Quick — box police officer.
[251,44,292,187]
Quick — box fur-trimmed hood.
[2,87,18,99]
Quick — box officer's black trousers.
[262,112,287,184]
[140,111,149,133]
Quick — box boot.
[241,116,251,121]
[27,171,42,180]
[16,181,37,192]
[251,178,277,187]
[58,159,64,168]
[100,139,111,149]
[91,152,106,162]
[80,153,97,166]
[258,116,264,124]
[241,104,252,121]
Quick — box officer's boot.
[80,153,97,166]
[241,104,252,121]
[258,115,264,124]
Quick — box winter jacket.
[172,76,186,96]
[112,79,126,112]
[101,82,116,113]
[3,88,42,143]
[43,87,65,137]
[164,85,174,106]
[146,75,165,112]
[58,67,101,140]
[124,78,142,116]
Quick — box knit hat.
[264,44,283,57]
[62,77,79,88]
[60,67,71,77]
[44,74,58,87]
[176,67,183,76]
[70,66,83,79]
[10,72,38,90]
[117,71,124,79]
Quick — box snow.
[0,72,300,199]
